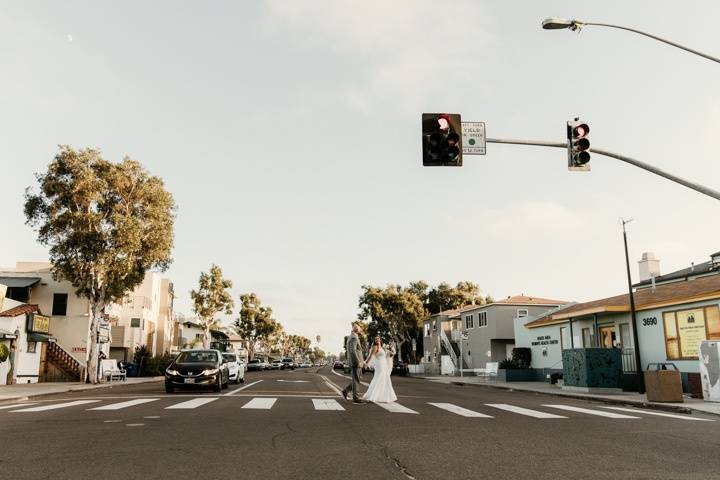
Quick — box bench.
[101,359,127,383]
[475,362,499,381]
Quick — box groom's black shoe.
[341,389,348,400]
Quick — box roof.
[525,273,720,328]
[0,276,41,288]
[0,303,40,317]
[495,295,569,305]
[634,260,717,287]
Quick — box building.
[515,251,720,391]
[421,295,567,374]
[0,262,178,376]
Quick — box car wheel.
[165,383,174,393]
[213,375,222,392]
[240,377,245,383]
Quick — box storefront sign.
[28,314,50,334]
[677,309,706,358]
[531,335,559,346]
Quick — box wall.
[0,310,41,384]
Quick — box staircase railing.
[46,341,82,380]
[439,329,458,373]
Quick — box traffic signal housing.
[422,113,463,166]
[567,119,590,171]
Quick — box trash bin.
[124,362,139,378]
[644,363,683,403]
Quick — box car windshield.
[223,354,237,363]
[248,359,259,364]
[272,361,282,364]
[176,351,218,363]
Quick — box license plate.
[185,378,195,384]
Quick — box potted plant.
[496,348,537,382]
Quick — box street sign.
[462,122,486,155]
[461,331,469,340]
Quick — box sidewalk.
[416,375,720,417]
[0,376,164,405]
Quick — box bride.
[362,336,397,403]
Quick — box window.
[433,320,437,331]
[560,327,570,350]
[52,293,68,316]
[663,305,720,359]
[465,315,474,329]
[27,341,37,353]
[582,328,593,347]
[619,323,633,353]
[424,323,430,337]
[478,311,487,327]
[517,309,529,318]
[130,318,142,328]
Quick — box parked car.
[222,352,245,384]
[268,360,284,370]
[333,361,344,370]
[165,349,230,393]
[246,359,264,371]
[392,360,409,376]
[259,359,271,370]
[281,358,295,370]
[300,361,312,368]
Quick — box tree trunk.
[87,302,101,384]
[202,324,210,349]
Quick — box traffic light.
[422,113,463,166]
[567,119,590,171]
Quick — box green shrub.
[499,358,518,369]
[511,348,531,369]
[0,343,9,362]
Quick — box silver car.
[222,352,245,384]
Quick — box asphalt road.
[2,367,720,480]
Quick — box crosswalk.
[0,397,715,422]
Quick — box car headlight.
[166,368,179,376]
[201,368,219,376]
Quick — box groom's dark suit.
[343,332,364,402]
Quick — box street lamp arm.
[580,21,720,64]
[486,137,720,201]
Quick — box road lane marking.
[144,416,161,419]
[317,374,343,396]
[313,399,345,411]
[11,400,101,412]
[103,420,121,423]
[429,403,493,418]
[0,403,38,410]
[375,402,418,414]
[126,423,144,427]
[542,404,639,419]
[601,406,715,421]
[242,397,277,409]
[330,368,370,386]
[165,398,218,409]
[485,404,566,419]
[223,379,263,396]
[89,398,160,410]
[277,380,309,383]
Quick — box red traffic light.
[572,124,589,138]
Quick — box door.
[505,343,515,359]
[599,326,617,348]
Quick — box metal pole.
[485,138,720,202]
[580,21,720,65]
[460,335,463,377]
[622,219,645,394]
[569,318,574,349]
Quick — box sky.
[2,1,720,355]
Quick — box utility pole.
[622,218,645,394]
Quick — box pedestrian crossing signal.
[422,113,463,166]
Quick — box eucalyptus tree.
[190,265,234,348]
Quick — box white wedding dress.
[362,347,397,403]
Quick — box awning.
[27,332,55,342]
[0,277,41,288]
[0,328,17,339]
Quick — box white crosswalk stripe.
[313,399,345,411]
[11,400,101,412]
[485,403,566,419]
[375,402,418,414]
[0,403,38,410]
[89,399,160,411]
[165,398,218,410]
[242,397,277,410]
[543,404,639,419]
[601,406,715,421]
[429,403,493,418]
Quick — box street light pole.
[621,219,645,394]
[541,17,720,64]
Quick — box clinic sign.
[27,313,50,334]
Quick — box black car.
[333,361,344,370]
[392,361,408,376]
[246,359,264,371]
[165,349,230,393]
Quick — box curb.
[0,377,164,406]
[443,379,698,415]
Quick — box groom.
[342,324,366,403]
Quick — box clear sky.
[2,1,720,355]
